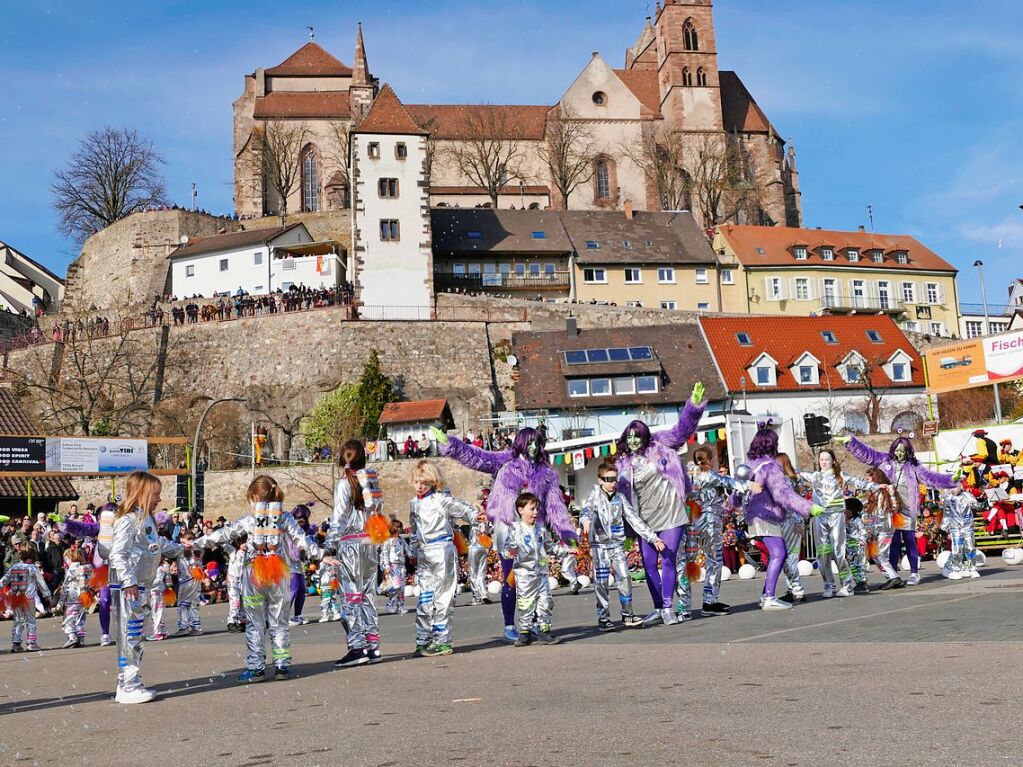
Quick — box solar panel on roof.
[629,347,653,360]
[586,348,609,363]
[565,350,587,364]
[607,348,631,361]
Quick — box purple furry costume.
[614,399,704,611]
[441,428,574,629]
[844,435,956,575]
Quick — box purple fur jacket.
[439,437,575,542]
[615,400,705,516]
[844,436,956,518]
[745,456,813,525]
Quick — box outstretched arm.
[438,434,512,477]
[843,435,888,468]
[654,397,706,451]
[763,462,814,519]
[61,520,100,539]
[917,464,958,490]
[543,477,577,544]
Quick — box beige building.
[713,225,961,337]
[233,2,801,229]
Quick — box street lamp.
[190,397,246,512]
[974,259,1002,423]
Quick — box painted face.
[818,452,834,472]
[894,444,908,462]
[527,440,540,462]
[627,430,643,453]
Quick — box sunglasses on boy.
[598,474,618,483]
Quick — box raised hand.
[691,381,705,406]
[810,504,825,517]
[429,426,449,445]
[834,435,852,445]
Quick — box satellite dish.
[179,235,189,244]
[506,354,518,367]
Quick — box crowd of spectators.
[153,283,355,326]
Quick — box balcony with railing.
[820,294,906,314]
[434,271,571,294]
[959,302,1017,318]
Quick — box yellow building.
[713,225,961,337]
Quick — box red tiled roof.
[378,399,450,425]
[0,389,77,500]
[406,104,551,140]
[719,71,773,134]
[355,84,426,135]
[613,69,662,115]
[168,224,302,259]
[265,42,352,77]
[717,225,958,273]
[253,91,351,119]
[699,315,924,394]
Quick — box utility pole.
[974,259,1002,423]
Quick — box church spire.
[353,22,370,87]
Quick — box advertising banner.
[44,438,148,473]
[923,330,1023,394]
[0,437,46,472]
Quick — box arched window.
[683,19,699,51]
[301,144,320,212]
[595,159,610,200]
[682,66,693,86]
[696,67,708,87]
[890,411,923,434]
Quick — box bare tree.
[623,125,692,212]
[446,106,524,207]
[537,107,597,209]
[323,120,353,209]
[258,120,310,219]
[51,127,168,243]
[246,383,319,463]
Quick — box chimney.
[624,199,634,220]
[566,316,578,336]
[592,51,599,59]
[858,225,865,232]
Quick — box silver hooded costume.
[108,511,183,694]
[501,520,567,634]
[197,502,322,673]
[409,491,477,647]
[942,491,979,576]
[175,552,203,632]
[226,543,246,625]
[60,562,93,642]
[684,469,748,609]
[378,535,412,614]
[466,517,491,603]
[1,561,51,648]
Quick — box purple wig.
[747,428,779,460]
[511,427,548,464]
[616,420,652,455]
[888,436,918,465]
[100,502,118,514]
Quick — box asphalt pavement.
[1,561,1021,767]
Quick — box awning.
[272,241,346,258]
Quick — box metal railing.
[821,294,906,313]
[959,302,1015,317]
[435,271,571,293]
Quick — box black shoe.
[333,648,369,668]
[853,582,870,594]
[700,602,731,617]
[879,578,901,591]
[366,647,382,664]
[598,619,615,632]
[482,596,493,604]
[891,578,907,589]
[274,666,291,681]
[537,631,561,645]
[779,592,795,604]
[514,633,534,647]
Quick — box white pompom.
[576,574,591,588]
[720,566,732,581]
[936,551,950,569]
[738,564,756,580]
[900,555,910,572]
[548,576,559,591]
[975,551,987,567]
[486,580,503,595]
[404,585,416,599]
[797,560,814,577]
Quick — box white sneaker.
[318,615,332,623]
[761,597,793,610]
[948,570,963,581]
[821,588,835,599]
[836,586,853,597]
[115,687,157,704]
[100,634,112,647]
[906,573,920,586]
[969,569,981,579]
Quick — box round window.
[592,91,607,106]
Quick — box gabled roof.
[613,69,662,115]
[699,315,925,394]
[431,209,572,254]
[168,224,305,260]
[355,84,426,135]
[719,71,774,135]
[0,389,76,500]
[406,104,551,140]
[717,225,958,273]
[562,210,717,265]
[265,42,352,77]
[378,399,452,425]
[514,324,725,410]
[253,92,351,119]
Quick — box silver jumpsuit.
[466,517,491,603]
[580,484,653,624]
[175,553,203,632]
[560,547,580,589]
[198,503,322,672]
[865,486,899,581]
[687,470,748,607]
[325,469,382,653]
[60,562,92,642]
[801,471,878,595]
[1,562,50,648]
[226,544,246,625]
[846,515,868,585]
[409,491,477,647]
[148,563,172,637]
[501,520,567,635]
[318,560,342,621]
[378,535,412,614]
[108,511,183,694]
[942,491,979,577]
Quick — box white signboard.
[45,438,148,473]
[572,451,585,471]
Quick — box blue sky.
[1,0,1020,305]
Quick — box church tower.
[350,23,375,122]
[654,0,723,132]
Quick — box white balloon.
[1001,548,1023,565]
[548,576,559,591]
[486,580,503,595]
[577,574,591,588]
[404,585,416,599]
[797,560,814,577]
[738,564,757,580]
[900,555,911,572]
[721,566,732,581]
[975,551,987,567]
[936,551,951,569]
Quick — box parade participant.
[174,532,203,635]
[108,471,183,704]
[59,547,92,648]
[502,493,566,646]
[941,486,980,580]
[839,433,957,585]
[970,429,1000,479]
[775,453,808,604]
[324,440,384,668]
[580,458,655,630]
[195,476,325,683]
[984,472,1015,537]
[799,449,879,598]
[432,425,575,643]
[689,446,760,616]
[844,498,869,593]
[407,461,478,657]
[317,561,342,623]
[146,560,172,641]
[225,536,248,632]
[61,502,118,646]
[287,504,315,626]
[744,422,823,610]
[614,382,706,625]
[379,519,411,615]
[560,526,582,594]
[864,468,904,590]
[1,547,50,652]
[466,505,492,605]
[997,438,1021,492]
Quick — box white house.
[0,241,64,314]
[168,223,343,298]
[960,278,1022,338]
[350,84,433,317]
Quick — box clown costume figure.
[941,487,980,580]
[839,434,957,585]
[614,382,706,626]
[434,424,576,643]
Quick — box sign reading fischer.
[0,437,46,471]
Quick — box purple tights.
[638,525,684,609]
[500,557,515,626]
[761,536,786,598]
[290,573,306,617]
[98,586,111,635]
[890,530,918,574]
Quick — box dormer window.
[883,350,913,383]
[821,248,834,261]
[894,251,909,264]
[749,352,778,387]
[840,351,867,384]
[791,352,821,386]
[793,246,808,260]
[847,249,860,262]
[871,250,884,263]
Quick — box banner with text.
[924,330,1023,394]
[44,438,148,473]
